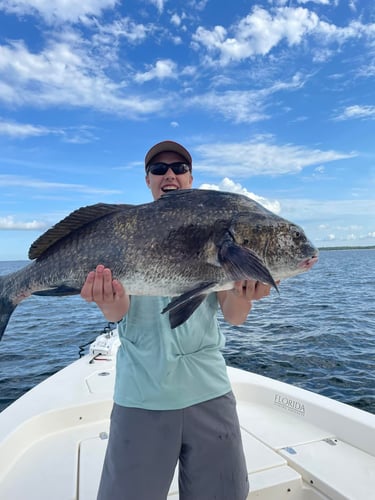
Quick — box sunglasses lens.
[148,162,190,175]
[172,163,190,174]
[148,163,167,175]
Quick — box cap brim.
[145,140,192,169]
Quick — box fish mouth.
[299,254,319,271]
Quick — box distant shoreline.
[318,245,375,251]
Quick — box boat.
[0,324,374,499]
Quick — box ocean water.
[0,249,374,414]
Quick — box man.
[81,141,272,500]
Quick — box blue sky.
[0,0,374,261]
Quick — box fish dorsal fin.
[28,203,130,260]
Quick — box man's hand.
[218,279,277,326]
[231,280,272,302]
[80,264,129,322]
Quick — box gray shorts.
[97,392,249,500]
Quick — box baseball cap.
[144,140,192,170]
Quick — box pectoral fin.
[219,239,278,291]
[162,281,216,329]
[32,285,81,297]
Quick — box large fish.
[0,189,318,338]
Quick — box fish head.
[228,213,319,281]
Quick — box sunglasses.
[147,162,191,176]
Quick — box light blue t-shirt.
[114,294,231,410]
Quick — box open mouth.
[299,254,319,270]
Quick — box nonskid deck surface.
[0,339,374,500]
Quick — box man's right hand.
[80,264,129,322]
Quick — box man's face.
[145,151,193,200]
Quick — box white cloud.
[334,105,375,121]
[0,119,51,138]
[199,177,281,213]
[350,0,359,12]
[92,17,149,44]
[134,59,177,83]
[192,6,375,65]
[0,0,118,24]
[0,38,166,116]
[314,165,325,174]
[188,73,306,123]
[0,119,98,143]
[192,6,320,63]
[0,175,120,195]
[295,0,330,4]
[171,13,181,26]
[193,138,356,177]
[0,215,46,230]
[189,89,268,123]
[191,0,208,11]
[148,0,165,13]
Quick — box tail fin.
[0,276,16,341]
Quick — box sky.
[0,0,374,261]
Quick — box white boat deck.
[0,331,374,499]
